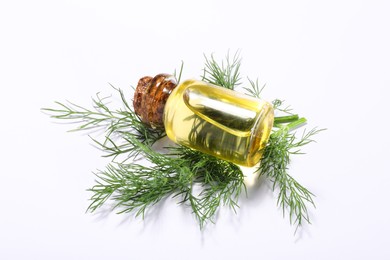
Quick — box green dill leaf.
[243,68,324,231]
[174,61,184,83]
[243,78,265,99]
[202,50,242,89]
[257,126,324,230]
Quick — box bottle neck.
[133,74,177,128]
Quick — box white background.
[1,0,389,259]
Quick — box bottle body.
[163,80,274,167]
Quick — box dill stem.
[286,117,307,131]
[274,114,299,124]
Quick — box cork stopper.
[133,74,177,128]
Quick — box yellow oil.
[163,80,274,167]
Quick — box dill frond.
[257,126,324,231]
[202,50,242,89]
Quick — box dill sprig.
[243,78,265,98]
[258,126,324,230]
[202,50,241,89]
[172,146,244,226]
[243,76,323,231]
[87,133,244,227]
[42,87,165,161]
[43,51,322,231]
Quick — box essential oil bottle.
[133,74,274,167]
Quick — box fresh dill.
[43,87,165,161]
[202,50,241,90]
[258,125,324,231]
[243,76,323,231]
[243,78,265,99]
[42,51,322,231]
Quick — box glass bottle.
[133,74,274,167]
